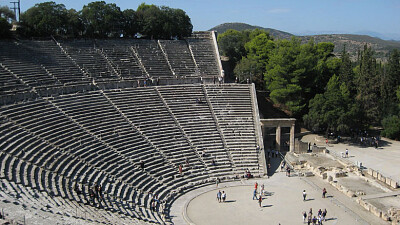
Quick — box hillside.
[301,34,400,61]
[209,22,293,39]
[211,23,400,61]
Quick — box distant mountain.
[210,23,400,61]
[300,34,400,60]
[209,22,293,39]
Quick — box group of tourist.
[216,190,227,203]
[303,208,328,225]
[252,182,267,207]
[74,183,103,206]
[149,192,160,211]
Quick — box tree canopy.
[17,1,192,38]
[218,28,400,139]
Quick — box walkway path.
[301,134,400,184]
[170,171,387,225]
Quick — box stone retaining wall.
[367,168,398,189]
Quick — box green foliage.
[217,29,247,63]
[136,3,192,39]
[264,38,336,117]
[80,1,123,37]
[380,49,400,116]
[0,17,11,38]
[20,1,71,36]
[122,9,137,38]
[0,6,15,21]
[18,1,192,39]
[355,45,380,124]
[304,75,362,133]
[381,115,400,140]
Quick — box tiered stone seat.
[96,39,147,79]
[159,40,197,77]
[0,67,30,94]
[0,101,165,223]
[205,84,261,175]
[0,41,61,88]
[49,92,177,207]
[21,40,91,85]
[0,156,156,224]
[103,88,210,182]
[132,40,174,79]
[60,40,119,80]
[157,85,234,178]
[186,32,220,78]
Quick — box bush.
[0,17,11,38]
[381,115,400,140]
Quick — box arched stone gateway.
[260,118,296,152]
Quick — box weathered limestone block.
[367,168,373,176]
[322,173,327,179]
[304,172,314,177]
[391,179,399,189]
[334,171,347,178]
[370,205,382,218]
[328,176,333,182]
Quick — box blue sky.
[2,0,400,40]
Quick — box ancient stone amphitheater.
[0,31,264,224]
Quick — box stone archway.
[260,118,296,152]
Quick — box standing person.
[253,189,258,200]
[140,160,145,170]
[307,214,312,225]
[260,183,265,196]
[216,178,219,188]
[325,139,328,146]
[96,184,102,202]
[345,149,349,158]
[217,190,222,203]
[89,186,96,205]
[221,191,226,202]
[323,209,327,221]
[254,181,258,191]
[303,190,307,201]
[312,216,317,225]
[322,188,327,198]
[258,195,262,207]
[179,164,183,175]
[287,167,291,177]
[303,211,307,223]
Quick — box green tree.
[380,49,400,116]
[217,29,248,63]
[381,115,400,140]
[304,75,362,134]
[136,4,192,39]
[20,1,70,36]
[264,38,336,117]
[0,6,15,21]
[0,17,11,38]
[136,3,162,39]
[80,1,123,37]
[355,45,380,124]
[66,9,82,37]
[122,9,138,37]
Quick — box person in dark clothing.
[140,160,145,170]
